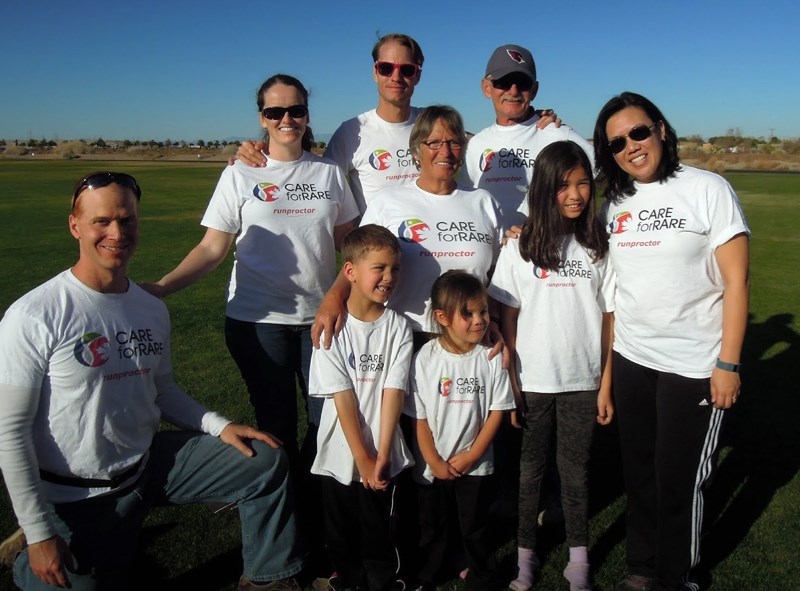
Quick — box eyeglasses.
[421,139,464,151]
[374,61,421,78]
[489,74,535,92]
[72,172,141,208]
[607,122,660,155]
[260,104,309,120]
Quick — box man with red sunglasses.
[236,33,424,215]
[322,32,425,213]
[0,172,303,591]
[463,44,595,231]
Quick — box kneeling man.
[0,172,302,590]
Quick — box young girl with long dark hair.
[489,140,615,591]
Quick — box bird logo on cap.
[507,49,526,63]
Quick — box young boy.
[309,224,414,591]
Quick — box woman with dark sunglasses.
[593,92,750,591]
[143,74,359,472]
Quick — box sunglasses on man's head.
[374,61,421,78]
[260,104,309,121]
[72,172,141,208]
[607,122,660,155]
[490,74,535,92]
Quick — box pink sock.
[509,547,536,590]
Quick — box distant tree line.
[0,138,244,150]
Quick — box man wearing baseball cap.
[462,44,594,230]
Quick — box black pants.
[613,352,724,591]
[517,389,597,549]
[321,476,400,591]
[417,475,498,590]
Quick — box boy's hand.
[447,450,476,476]
[355,455,378,489]
[431,458,460,480]
[372,452,391,490]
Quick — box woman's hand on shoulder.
[311,293,347,349]
[502,224,523,246]
[484,321,509,369]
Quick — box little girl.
[404,270,516,591]
[488,140,615,591]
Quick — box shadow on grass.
[491,313,799,589]
[130,519,242,590]
[698,313,800,575]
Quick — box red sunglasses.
[375,61,421,78]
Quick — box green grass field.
[0,161,797,590]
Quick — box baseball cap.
[485,44,536,82]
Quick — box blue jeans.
[14,431,302,590]
[224,318,317,452]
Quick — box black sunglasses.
[374,61,421,78]
[490,74,534,92]
[261,104,309,120]
[607,122,660,155]
[72,172,141,208]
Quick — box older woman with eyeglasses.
[594,92,750,591]
[143,74,359,469]
[313,105,503,349]
[310,103,504,591]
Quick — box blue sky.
[1,0,798,143]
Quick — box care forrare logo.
[253,182,280,202]
[479,149,495,172]
[609,211,632,234]
[533,266,550,279]
[439,377,452,397]
[348,351,357,370]
[369,149,392,171]
[74,332,111,367]
[398,218,429,243]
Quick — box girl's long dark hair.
[519,141,608,270]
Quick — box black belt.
[40,459,143,489]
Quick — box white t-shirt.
[309,309,415,485]
[404,341,515,484]
[463,116,595,230]
[488,236,615,392]
[361,183,502,332]
[600,166,750,378]
[0,271,229,543]
[324,108,422,213]
[202,154,359,325]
